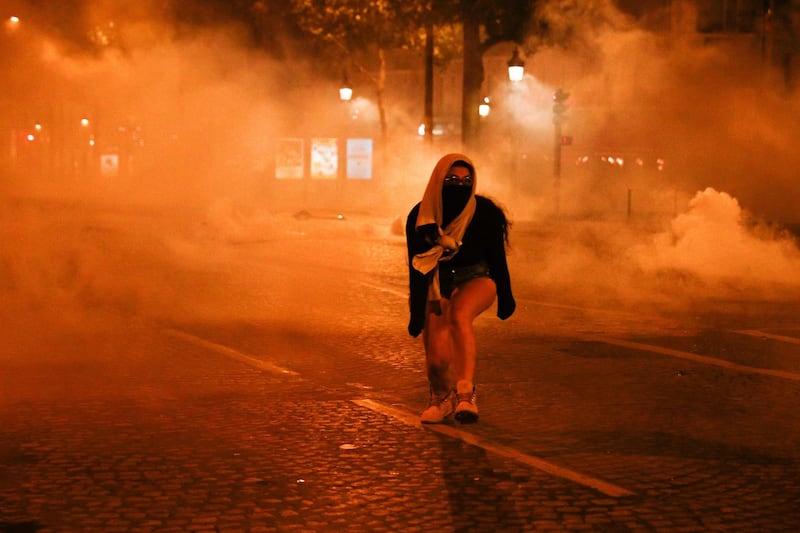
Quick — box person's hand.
[418,223,440,245]
[408,316,425,337]
[497,296,515,320]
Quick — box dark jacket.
[405,195,515,337]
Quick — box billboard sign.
[310,138,338,179]
[346,138,373,180]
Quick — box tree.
[460,0,535,147]
[288,0,456,146]
[287,0,537,148]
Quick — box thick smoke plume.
[1,0,798,330]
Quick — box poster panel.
[275,138,304,179]
[310,138,338,179]
[346,138,373,180]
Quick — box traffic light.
[552,89,569,124]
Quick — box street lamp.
[507,47,525,82]
[339,71,353,102]
[6,15,20,31]
[478,97,490,117]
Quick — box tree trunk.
[461,0,484,150]
[377,47,388,146]
[425,22,434,145]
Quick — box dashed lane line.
[581,335,800,382]
[732,329,800,345]
[358,281,800,381]
[168,326,634,497]
[352,398,635,498]
[165,328,301,377]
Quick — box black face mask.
[442,186,472,227]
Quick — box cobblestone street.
[2,200,800,531]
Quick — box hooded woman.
[405,153,515,424]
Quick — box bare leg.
[422,300,455,393]
[446,277,497,384]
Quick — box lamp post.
[505,48,526,192]
[507,47,525,82]
[478,97,490,118]
[339,71,353,102]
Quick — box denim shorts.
[441,261,490,298]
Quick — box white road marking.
[352,398,635,498]
[166,328,301,377]
[732,329,800,345]
[581,335,800,382]
[359,279,800,382]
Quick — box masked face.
[441,165,473,226]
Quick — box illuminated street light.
[6,15,20,31]
[478,97,490,117]
[507,47,525,82]
[81,118,90,127]
[339,71,353,102]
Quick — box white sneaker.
[420,389,455,424]
[454,380,478,424]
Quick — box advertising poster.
[275,138,304,179]
[346,138,373,180]
[310,138,338,179]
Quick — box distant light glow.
[478,97,490,117]
[339,86,353,102]
[417,123,444,136]
[81,118,90,127]
[9,16,20,24]
[507,48,525,82]
[34,123,42,131]
[26,134,35,142]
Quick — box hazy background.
[1,0,799,327]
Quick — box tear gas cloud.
[1,0,799,328]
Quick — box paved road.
[1,200,800,531]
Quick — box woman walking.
[406,153,515,424]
